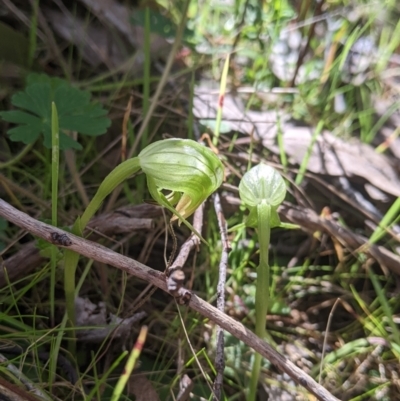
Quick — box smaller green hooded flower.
[138,138,224,223]
[239,163,286,228]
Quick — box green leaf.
[0,73,111,150]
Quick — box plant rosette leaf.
[239,163,286,228]
[138,138,224,222]
[0,73,111,150]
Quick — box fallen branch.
[0,198,340,401]
[0,203,161,287]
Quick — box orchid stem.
[64,157,142,329]
[249,201,271,401]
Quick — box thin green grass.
[295,119,324,185]
[213,53,230,146]
[50,102,60,326]
[28,0,39,69]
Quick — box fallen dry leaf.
[128,374,161,401]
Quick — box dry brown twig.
[0,203,161,287]
[0,198,340,401]
[212,192,230,401]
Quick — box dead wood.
[279,202,400,276]
[0,203,162,287]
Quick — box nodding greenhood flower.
[138,138,224,223]
[239,163,286,228]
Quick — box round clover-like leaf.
[0,73,111,150]
[239,164,286,209]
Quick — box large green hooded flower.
[139,138,224,222]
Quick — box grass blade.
[213,53,230,146]
[50,102,59,326]
[110,326,148,401]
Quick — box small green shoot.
[238,163,286,401]
[0,73,111,150]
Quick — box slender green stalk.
[135,6,152,203]
[376,18,400,73]
[249,201,271,401]
[50,102,59,326]
[295,119,324,185]
[127,0,190,159]
[64,157,142,327]
[49,310,69,393]
[28,0,39,68]
[368,268,400,347]
[213,54,230,146]
[48,333,57,393]
[110,326,148,401]
[84,351,129,401]
[276,117,288,173]
[369,197,400,245]
[79,158,141,229]
[369,102,400,145]
[187,70,195,140]
[142,7,151,148]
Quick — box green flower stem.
[79,158,141,229]
[64,157,141,327]
[50,102,59,327]
[249,201,271,401]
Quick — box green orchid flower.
[139,138,224,223]
[239,163,286,229]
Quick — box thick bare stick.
[0,198,340,401]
